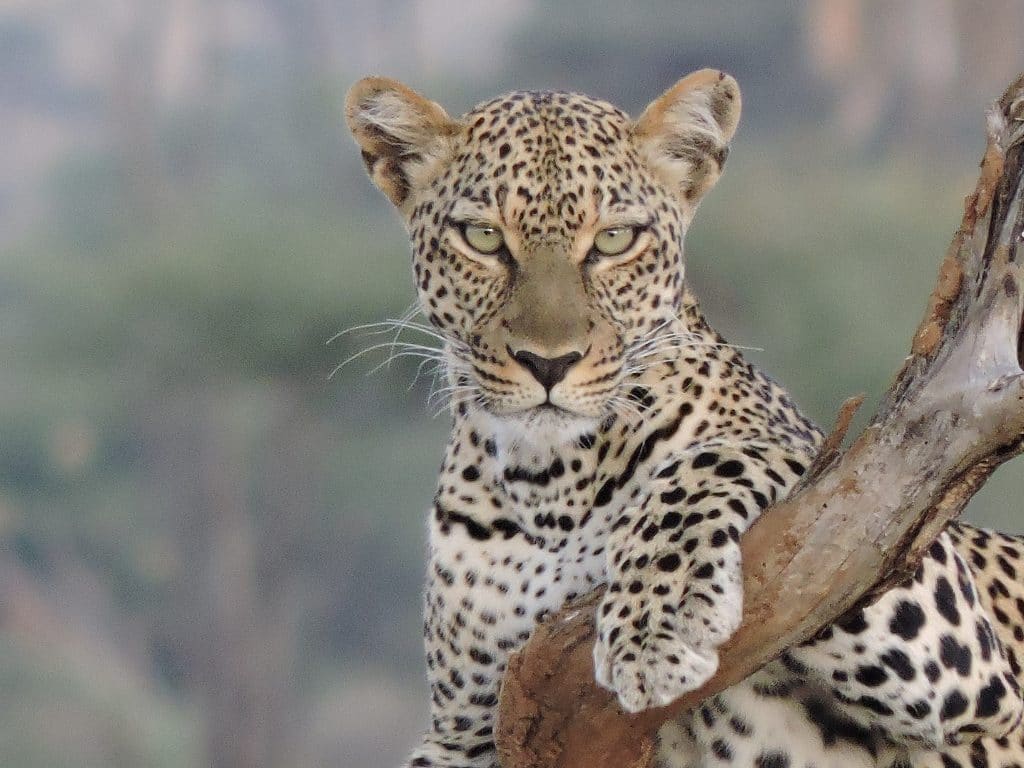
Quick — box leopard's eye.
[462,223,505,255]
[593,226,638,256]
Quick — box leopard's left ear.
[634,69,741,209]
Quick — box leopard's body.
[345,71,1024,768]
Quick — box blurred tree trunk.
[108,2,166,222]
[803,0,1024,147]
[199,400,264,768]
[140,381,326,768]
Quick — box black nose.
[510,348,583,390]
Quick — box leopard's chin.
[483,405,600,467]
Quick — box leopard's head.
[346,71,740,449]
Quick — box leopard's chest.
[426,515,606,665]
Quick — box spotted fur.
[345,72,1024,768]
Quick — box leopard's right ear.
[345,77,460,212]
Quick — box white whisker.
[328,313,450,347]
[367,349,447,376]
[328,339,445,380]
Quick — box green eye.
[462,223,505,255]
[593,226,637,256]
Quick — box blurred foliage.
[0,635,199,768]
[1,1,1022,766]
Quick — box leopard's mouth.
[515,400,597,423]
[487,392,612,425]
[535,401,567,414]
[484,403,601,457]
[513,401,576,423]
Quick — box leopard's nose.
[509,347,583,390]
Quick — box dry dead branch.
[495,74,1024,768]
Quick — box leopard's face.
[346,72,741,445]
[406,94,689,439]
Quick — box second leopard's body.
[345,71,1024,768]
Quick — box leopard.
[344,69,1024,768]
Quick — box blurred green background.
[1,2,1023,766]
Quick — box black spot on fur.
[940,634,973,677]
[660,488,687,505]
[836,608,868,635]
[756,750,790,768]
[906,699,931,719]
[714,459,744,478]
[657,553,681,572]
[711,739,733,760]
[934,575,961,625]
[854,664,888,687]
[692,451,718,469]
[975,674,1008,718]
[879,648,916,681]
[890,600,926,640]
[940,690,970,721]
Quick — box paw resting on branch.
[495,74,1024,768]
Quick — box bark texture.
[496,75,1024,768]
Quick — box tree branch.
[495,74,1024,768]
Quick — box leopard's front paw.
[592,597,719,713]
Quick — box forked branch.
[495,75,1024,768]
